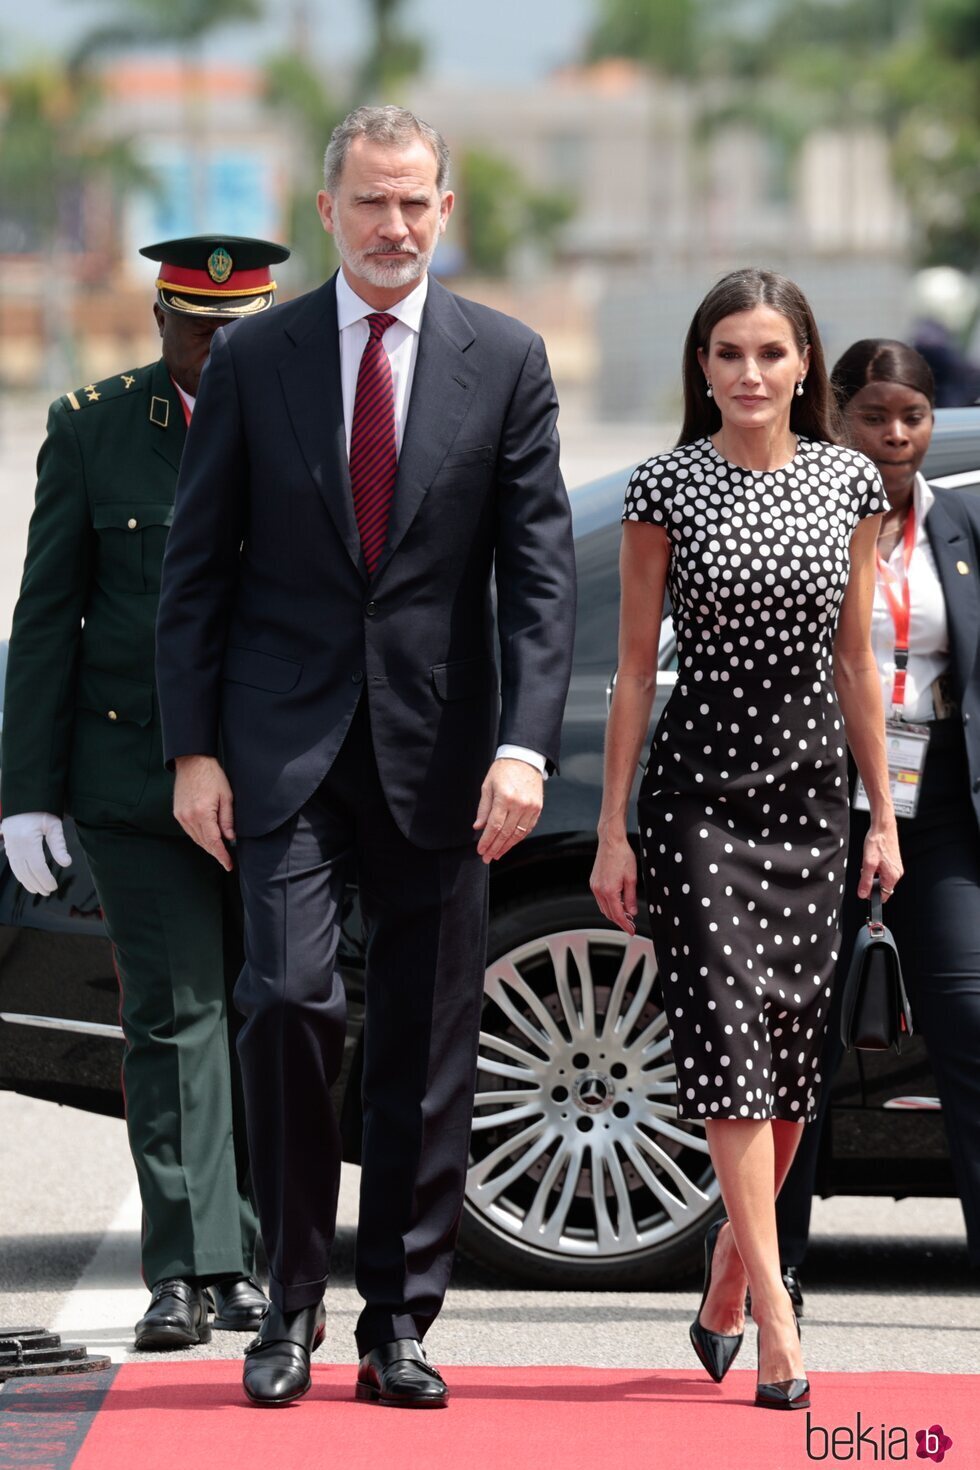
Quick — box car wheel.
[459,891,722,1288]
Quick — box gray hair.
[323,106,451,194]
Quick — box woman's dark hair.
[677,267,840,447]
[831,338,936,412]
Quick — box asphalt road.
[0,1092,975,1377]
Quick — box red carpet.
[1,1364,975,1470]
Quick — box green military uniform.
[1,360,257,1285]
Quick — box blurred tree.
[263,51,342,285]
[358,0,425,103]
[0,62,153,384]
[70,0,264,231]
[458,148,574,276]
[588,0,703,77]
[69,0,263,68]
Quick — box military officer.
[0,235,289,1350]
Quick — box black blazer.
[155,274,576,847]
[924,485,980,834]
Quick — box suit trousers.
[234,697,490,1352]
[777,718,980,1267]
[75,822,257,1286]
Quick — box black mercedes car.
[3,407,979,1288]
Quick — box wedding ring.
[516,825,528,832]
[882,886,894,894]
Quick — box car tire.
[458,889,723,1289]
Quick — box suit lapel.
[278,277,365,577]
[148,359,187,473]
[374,280,479,579]
[926,490,980,700]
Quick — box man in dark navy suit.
[156,106,576,1408]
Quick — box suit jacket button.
[974,776,980,793]
[127,517,138,530]
[365,601,378,617]
[107,709,118,721]
[351,670,363,684]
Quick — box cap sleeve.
[855,458,887,521]
[623,458,668,527]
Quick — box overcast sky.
[5,0,596,82]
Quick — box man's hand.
[173,755,236,871]
[1,812,71,895]
[473,758,544,864]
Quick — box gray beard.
[333,218,435,290]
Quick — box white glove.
[1,812,72,896]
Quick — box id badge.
[853,721,930,819]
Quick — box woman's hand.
[858,819,903,902]
[590,829,639,933]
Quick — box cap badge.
[207,247,233,284]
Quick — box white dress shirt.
[174,382,195,418]
[870,472,950,722]
[334,271,546,777]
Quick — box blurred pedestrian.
[0,236,288,1349]
[592,269,899,1411]
[777,338,980,1285]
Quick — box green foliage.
[588,0,703,77]
[0,63,154,244]
[69,0,262,70]
[459,148,574,276]
[262,52,343,284]
[585,0,980,269]
[357,0,426,103]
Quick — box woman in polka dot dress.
[591,269,902,1410]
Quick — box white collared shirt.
[175,383,195,418]
[870,472,950,722]
[334,270,546,777]
[336,269,427,455]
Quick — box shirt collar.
[335,268,428,334]
[913,470,935,526]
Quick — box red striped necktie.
[350,312,398,575]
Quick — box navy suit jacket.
[155,274,576,847]
[925,485,980,834]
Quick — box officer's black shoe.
[135,1279,211,1350]
[355,1339,448,1408]
[243,1300,326,1407]
[746,1265,805,1319]
[209,1276,270,1333]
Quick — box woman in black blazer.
[777,339,980,1289]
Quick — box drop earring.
[706,382,713,398]
[795,380,805,397]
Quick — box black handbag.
[840,877,913,1052]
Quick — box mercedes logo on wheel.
[573,1071,615,1114]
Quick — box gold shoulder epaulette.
[64,367,146,412]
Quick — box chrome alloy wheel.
[466,929,719,1263]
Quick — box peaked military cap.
[139,234,290,318]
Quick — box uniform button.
[964,712,971,725]
[365,601,378,617]
[107,709,118,721]
[127,517,138,530]
[351,670,363,684]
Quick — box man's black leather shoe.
[243,1300,325,1407]
[209,1276,269,1333]
[356,1339,448,1409]
[134,1279,211,1350]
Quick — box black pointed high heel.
[689,1217,744,1383]
[754,1312,809,1410]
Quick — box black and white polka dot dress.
[623,437,886,1122]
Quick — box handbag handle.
[869,875,885,934]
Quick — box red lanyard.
[875,506,916,711]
